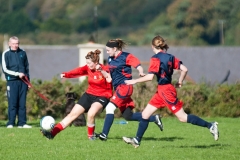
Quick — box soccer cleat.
[154,115,163,131]
[40,129,54,140]
[88,133,99,140]
[122,137,140,148]
[98,133,107,141]
[210,122,219,141]
[94,132,100,138]
[88,136,96,140]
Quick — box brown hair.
[152,35,169,51]
[85,49,101,63]
[106,39,127,51]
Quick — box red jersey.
[63,64,112,99]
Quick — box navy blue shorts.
[77,92,109,112]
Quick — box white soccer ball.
[40,116,55,131]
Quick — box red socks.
[51,123,64,137]
[51,123,96,139]
[87,125,95,138]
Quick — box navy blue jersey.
[148,52,182,85]
[108,51,141,89]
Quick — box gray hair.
[9,36,19,42]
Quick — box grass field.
[0,117,239,160]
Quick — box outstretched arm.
[125,73,154,85]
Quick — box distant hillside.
[0,0,239,47]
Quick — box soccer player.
[41,49,112,140]
[123,35,219,148]
[98,39,163,141]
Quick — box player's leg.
[163,84,219,141]
[41,93,92,139]
[122,107,163,131]
[99,102,116,141]
[174,108,219,140]
[56,104,85,136]
[99,84,130,140]
[123,104,157,148]
[40,103,85,139]
[87,101,104,140]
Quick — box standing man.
[2,36,32,128]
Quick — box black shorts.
[77,92,110,112]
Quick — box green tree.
[40,18,72,34]
[0,11,36,34]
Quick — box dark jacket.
[2,47,30,81]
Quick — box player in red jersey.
[98,39,163,141]
[41,49,112,140]
[123,35,219,148]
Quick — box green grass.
[0,117,239,160]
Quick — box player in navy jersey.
[98,39,163,141]
[123,35,219,148]
[41,49,112,140]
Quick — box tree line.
[0,0,239,47]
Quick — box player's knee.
[122,107,133,121]
[106,102,116,114]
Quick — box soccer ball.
[40,116,55,131]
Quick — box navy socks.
[136,118,149,142]
[102,114,114,136]
[187,114,212,129]
[130,112,156,122]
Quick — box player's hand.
[139,72,145,77]
[125,79,136,85]
[95,64,102,71]
[175,82,182,88]
[60,74,65,78]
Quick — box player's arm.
[125,73,154,85]
[136,65,145,77]
[96,64,112,83]
[61,65,88,78]
[174,57,188,88]
[100,70,112,83]
[126,54,145,76]
[176,64,188,88]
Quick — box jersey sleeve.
[63,65,88,78]
[101,64,110,73]
[173,57,182,70]
[148,57,160,74]
[126,53,141,68]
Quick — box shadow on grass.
[112,136,184,142]
[179,143,230,149]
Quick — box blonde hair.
[85,49,101,63]
[152,35,169,51]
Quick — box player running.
[122,35,219,148]
[97,39,163,141]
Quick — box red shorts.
[110,84,134,112]
[149,84,183,114]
